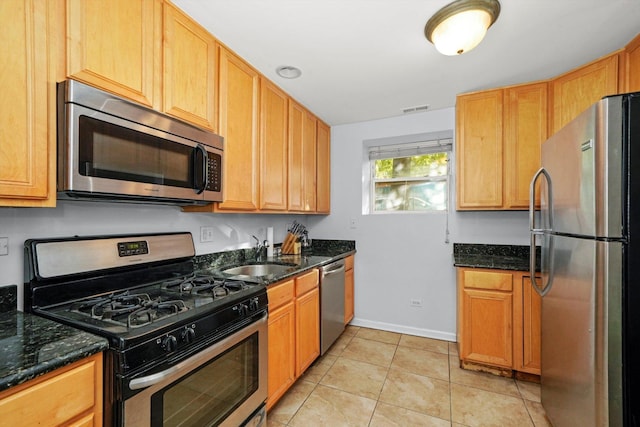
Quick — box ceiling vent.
[402,104,430,114]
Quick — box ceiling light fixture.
[276,66,302,79]
[424,0,500,56]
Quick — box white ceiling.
[173,0,640,126]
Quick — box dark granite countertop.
[194,239,356,285]
[453,243,540,272]
[0,310,109,393]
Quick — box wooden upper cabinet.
[163,3,216,130]
[550,53,619,134]
[259,79,288,211]
[0,0,61,207]
[316,120,331,213]
[216,47,260,211]
[288,101,305,211]
[302,111,317,212]
[289,101,319,212]
[456,89,504,209]
[504,82,547,209]
[622,33,640,92]
[67,0,162,108]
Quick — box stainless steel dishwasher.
[319,259,346,355]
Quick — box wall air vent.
[401,104,430,114]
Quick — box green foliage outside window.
[373,153,448,212]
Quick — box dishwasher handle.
[321,260,345,277]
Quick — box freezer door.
[540,97,623,239]
[541,234,622,427]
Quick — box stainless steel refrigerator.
[529,92,639,426]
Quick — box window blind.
[368,138,453,160]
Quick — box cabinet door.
[259,79,288,210]
[0,353,102,427]
[456,89,504,209]
[316,120,331,213]
[504,82,547,209]
[266,301,295,411]
[0,0,57,206]
[302,111,317,212]
[460,288,513,368]
[623,33,640,92]
[513,276,542,374]
[288,102,318,212]
[217,47,260,211]
[67,0,161,108]
[550,53,618,133]
[458,269,513,368]
[163,3,216,130]
[288,101,305,211]
[295,287,320,377]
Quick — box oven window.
[151,333,259,427]
[78,115,195,188]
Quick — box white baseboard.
[348,317,456,342]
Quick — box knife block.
[281,233,300,255]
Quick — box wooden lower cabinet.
[0,353,103,426]
[295,286,320,376]
[514,276,542,374]
[266,269,320,410]
[457,267,541,376]
[266,292,295,409]
[344,255,355,324]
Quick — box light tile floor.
[267,326,551,427]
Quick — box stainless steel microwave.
[57,80,223,205]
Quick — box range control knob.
[161,334,178,353]
[181,327,196,344]
[249,297,260,312]
[237,303,248,317]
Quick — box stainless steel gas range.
[23,232,267,427]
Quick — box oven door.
[123,313,267,427]
[60,102,223,204]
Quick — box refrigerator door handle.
[530,167,553,296]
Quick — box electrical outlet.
[0,237,8,256]
[349,217,357,229]
[200,227,215,243]
[410,299,423,308]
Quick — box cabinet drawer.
[463,270,513,291]
[344,255,354,271]
[0,354,101,427]
[295,269,319,296]
[267,279,294,311]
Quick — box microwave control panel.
[206,152,221,192]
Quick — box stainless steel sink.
[221,263,294,278]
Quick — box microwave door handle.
[194,144,208,194]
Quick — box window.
[369,139,451,213]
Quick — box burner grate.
[162,274,248,298]
[69,291,188,328]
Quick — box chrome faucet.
[252,235,267,262]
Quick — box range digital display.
[117,240,149,257]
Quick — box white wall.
[0,201,304,309]
[307,107,530,341]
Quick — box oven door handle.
[129,365,183,390]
